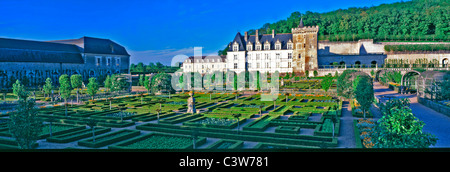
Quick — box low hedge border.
[0,123,85,139]
[0,137,39,149]
[78,129,141,148]
[46,127,111,143]
[253,142,319,149]
[313,118,341,137]
[353,120,363,148]
[205,139,244,149]
[108,132,206,149]
[183,117,246,129]
[274,126,301,134]
[136,123,338,148]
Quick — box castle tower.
[291,18,319,74]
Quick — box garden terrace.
[136,123,338,148]
[0,91,346,149]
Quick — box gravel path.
[337,101,356,148]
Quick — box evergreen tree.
[12,80,26,100]
[8,90,43,149]
[354,76,374,119]
[104,75,112,92]
[43,78,53,99]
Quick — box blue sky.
[0,0,402,65]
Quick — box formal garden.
[0,69,442,150]
[0,86,344,149]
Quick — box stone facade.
[291,23,319,73]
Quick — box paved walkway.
[373,82,450,148]
[337,101,356,148]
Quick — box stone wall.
[418,97,450,117]
[318,54,387,66]
[318,39,385,56]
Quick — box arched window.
[355,61,361,68]
[371,61,377,68]
[442,58,448,67]
[89,71,95,77]
[339,61,346,68]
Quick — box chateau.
[0,36,130,87]
[181,18,450,76]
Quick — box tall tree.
[70,74,83,103]
[354,76,374,119]
[103,75,111,93]
[12,80,26,100]
[59,74,71,116]
[143,75,151,94]
[321,73,334,92]
[8,90,43,149]
[87,77,99,100]
[42,78,53,99]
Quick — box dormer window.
[275,40,281,50]
[256,45,261,51]
[233,45,238,51]
[275,44,281,50]
[247,45,252,51]
[264,45,270,50]
[110,44,115,54]
[287,43,293,50]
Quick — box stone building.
[181,55,227,74]
[181,18,450,76]
[225,18,317,75]
[0,36,130,87]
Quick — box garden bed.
[78,129,141,148]
[274,126,301,134]
[46,127,111,143]
[206,139,243,149]
[109,132,206,149]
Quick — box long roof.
[48,36,129,56]
[0,36,129,64]
[0,37,84,63]
[227,32,293,52]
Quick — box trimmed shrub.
[78,129,141,148]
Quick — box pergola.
[415,71,447,99]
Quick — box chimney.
[244,32,248,42]
[272,29,275,38]
[255,29,259,41]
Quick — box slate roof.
[228,32,293,52]
[48,36,130,56]
[0,37,84,63]
[0,36,129,64]
[187,55,226,62]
